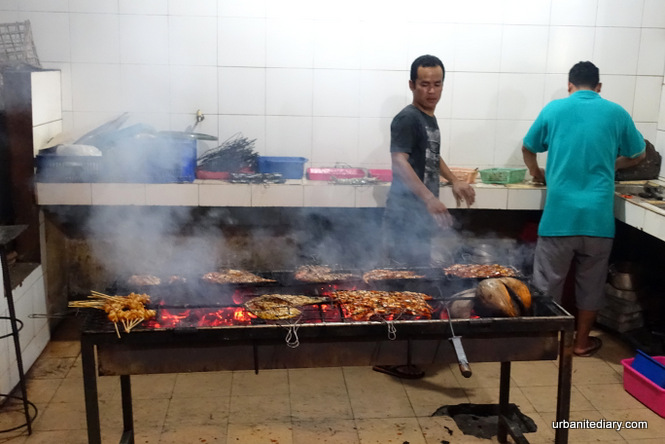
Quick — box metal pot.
[608,262,642,291]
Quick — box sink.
[615,184,647,196]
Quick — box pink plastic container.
[306,168,366,181]
[622,356,665,417]
[369,169,393,182]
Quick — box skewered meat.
[476,278,531,317]
[127,274,161,286]
[362,269,425,283]
[294,265,356,282]
[443,264,518,278]
[329,290,433,321]
[202,269,276,284]
[167,275,187,284]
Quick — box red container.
[369,169,392,182]
[306,168,366,181]
[622,356,665,417]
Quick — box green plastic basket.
[479,168,527,184]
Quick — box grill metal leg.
[555,330,574,444]
[120,375,134,444]
[81,336,101,444]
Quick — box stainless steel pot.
[608,262,642,291]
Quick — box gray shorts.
[532,236,613,311]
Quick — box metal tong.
[446,307,472,378]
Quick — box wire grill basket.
[0,21,40,68]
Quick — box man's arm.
[522,145,545,183]
[391,152,452,228]
[616,151,646,171]
[439,158,475,207]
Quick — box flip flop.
[574,336,602,357]
[372,365,425,379]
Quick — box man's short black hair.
[569,61,600,89]
[410,55,445,83]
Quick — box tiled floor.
[1,321,664,444]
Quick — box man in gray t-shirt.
[383,55,475,267]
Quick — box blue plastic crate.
[35,154,103,183]
[632,350,665,388]
[257,156,307,179]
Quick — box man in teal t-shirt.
[522,61,645,357]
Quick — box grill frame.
[80,294,574,444]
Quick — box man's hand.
[425,196,453,228]
[530,167,546,184]
[452,181,475,207]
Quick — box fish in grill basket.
[443,264,518,279]
[362,269,425,283]
[244,294,327,320]
[202,269,276,284]
[329,290,433,321]
[294,265,356,282]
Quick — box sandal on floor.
[372,365,425,379]
[574,336,602,357]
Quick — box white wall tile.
[660,85,665,130]
[406,23,456,73]
[19,0,67,12]
[507,188,546,210]
[501,26,549,73]
[218,115,265,154]
[121,64,170,113]
[146,184,198,206]
[642,0,665,27]
[199,183,251,206]
[91,184,146,205]
[359,21,409,71]
[438,119,452,165]
[266,68,313,116]
[636,122,657,142]
[634,76,663,122]
[600,75,637,114]
[265,116,312,158]
[312,117,358,165]
[218,0,265,18]
[266,0,313,19]
[0,11,19,22]
[20,12,70,62]
[449,120,496,167]
[119,14,169,64]
[451,73,500,120]
[35,183,92,205]
[169,0,217,17]
[358,117,391,167]
[502,0,552,25]
[449,0,504,25]
[359,71,408,119]
[42,62,71,112]
[168,16,217,65]
[70,13,119,63]
[593,27,641,75]
[313,20,361,69]
[596,0,644,27]
[251,184,304,206]
[543,73,569,102]
[218,17,265,67]
[266,18,314,68]
[71,63,122,112]
[69,0,117,13]
[170,66,218,114]
[547,27,596,74]
[303,184,355,207]
[497,74,546,120]
[313,69,360,118]
[455,24,502,72]
[637,29,665,76]
[470,187,509,209]
[495,120,535,166]
[119,0,168,15]
[218,67,265,115]
[31,70,62,125]
[33,121,62,154]
[355,185,388,207]
[551,0,599,26]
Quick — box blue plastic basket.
[632,350,665,388]
[257,156,307,179]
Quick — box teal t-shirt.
[523,90,645,238]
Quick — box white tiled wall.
[2,0,664,172]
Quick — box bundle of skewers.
[69,291,156,338]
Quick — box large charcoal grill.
[80,272,575,444]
